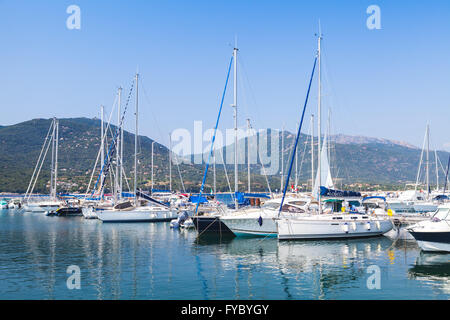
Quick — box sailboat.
[387,124,439,214]
[219,43,322,238]
[96,73,179,223]
[276,31,393,240]
[23,118,63,212]
[191,46,240,236]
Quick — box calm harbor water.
[0,209,448,300]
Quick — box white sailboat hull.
[23,202,61,212]
[221,215,278,237]
[277,215,393,240]
[97,207,178,222]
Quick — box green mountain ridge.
[0,118,447,194]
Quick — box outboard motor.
[170,211,189,228]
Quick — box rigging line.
[237,60,253,131]
[28,124,55,199]
[91,77,135,197]
[195,55,234,216]
[415,127,428,192]
[84,94,118,198]
[238,54,265,131]
[25,119,55,198]
[437,154,450,189]
[173,153,186,193]
[278,56,317,218]
[321,50,343,128]
[247,119,272,196]
[85,96,118,197]
[283,130,297,190]
[140,78,167,147]
[119,161,131,192]
[443,155,450,194]
[217,146,234,196]
[297,124,312,188]
[428,134,440,187]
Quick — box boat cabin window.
[262,202,281,210]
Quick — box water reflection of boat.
[201,236,396,299]
[409,252,450,278]
[276,237,393,272]
[409,252,450,295]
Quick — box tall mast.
[50,118,55,199]
[151,141,154,194]
[295,122,299,192]
[120,89,124,198]
[415,127,427,193]
[233,45,239,209]
[247,118,251,192]
[100,105,105,199]
[117,87,122,201]
[54,119,59,199]
[101,106,104,166]
[327,109,331,162]
[281,124,284,193]
[213,148,216,194]
[317,28,322,214]
[435,149,439,191]
[169,133,172,192]
[134,73,139,205]
[311,114,314,193]
[426,123,430,195]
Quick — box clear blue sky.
[1,0,450,150]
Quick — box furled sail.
[312,133,334,198]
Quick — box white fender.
[351,222,357,231]
[365,222,371,230]
[376,221,381,230]
[342,223,349,233]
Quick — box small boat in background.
[0,200,8,209]
[220,196,312,237]
[7,199,21,209]
[96,200,178,223]
[23,200,62,212]
[54,207,83,216]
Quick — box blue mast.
[278,56,317,217]
[194,55,234,215]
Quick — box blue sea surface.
[0,209,448,300]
